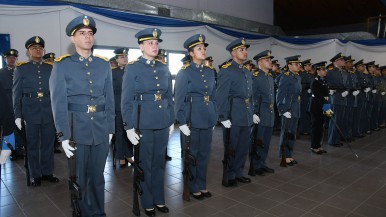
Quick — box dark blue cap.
[354,59,364,67]
[380,66,386,70]
[114,48,129,56]
[109,57,116,62]
[157,49,167,57]
[135,28,162,44]
[302,59,312,65]
[25,36,45,49]
[365,61,375,66]
[205,56,213,61]
[3,49,18,57]
[66,15,97,36]
[226,38,250,52]
[253,50,273,61]
[312,61,327,70]
[344,55,354,62]
[181,54,191,63]
[42,53,55,60]
[330,52,345,62]
[244,60,253,66]
[272,59,278,64]
[285,55,301,64]
[183,34,208,49]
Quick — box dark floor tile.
[260,189,295,203]
[243,195,277,211]
[0,203,25,217]
[239,182,270,195]
[298,189,332,203]
[323,195,361,212]
[222,188,256,202]
[310,204,350,217]
[267,203,307,217]
[0,195,17,207]
[353,203,386,217]
[203,195,238,210]
[223,203,262,217]
[283,195,319,211]
[105,199,131,216]
[275,182,308,195]
[179,202,218,217]
[23,203,64,217]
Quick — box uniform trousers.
[310,110,325,149]
[344,106,354,139]
[76,142,109,217]
[328,105,345,145]
[253,126,273,169]
[298,97,311,134]
[279,116,299,157]
[353,100,364,136]
[139,128,168,209]
[25,121,55,178]
[115,112,133,160]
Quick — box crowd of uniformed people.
[1,14,386,217]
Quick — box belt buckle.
[154,93,162,101]
[245,98,250,104]
[269,103,273,110]
[37,92,44,98]
[87,105,97,113]
[204,95,210,103]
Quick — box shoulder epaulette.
[111,66,117,70]
[284,71,290,76]
[95,55,109,61]
[221,62,232,69]
[252,71,259,77]
[16,61,28,67]
[155,59,166,64]
[294,72,299,75]
[205,65,214,70]
[127,59,139,65]
[43,62,53,65]
[350,70,355,74]
[54,54,71,62]
[268,73,273,77]
[181,63,190,70]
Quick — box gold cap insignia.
[50,54,53,58]
[153,29,158,38]
[161,50,164,54]
[123,49,127,54]
[35,36,40,43]
[241,38,245,45]
[10,50,14,55]
[267,51,271,56]
[199,35,203,42]
[83,16,90,26]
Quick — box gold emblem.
[241,38,245,45]
[269,103,273,110]
[10,50,14,55]
[37,92,44,98]
[245,98,250,104]
[267,51,271,56]
[204,95,210,103]
[35,37,40,43]
[153,29,158,38]
[87,105,97,113]
[123,49,127,54]
[154,93,162,101]
[199,35,203,42]
[50,53,53,58]
[83,16,90,26]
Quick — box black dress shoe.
[154,205,169,213]
[320,149,328,153]
[291,160,298,164]
[262,167,275,173]
[165,155,172,161]
[200,191,212,198]
[190,192,205,200]
[236,176,251,183]
[254,169,265,176]
[286,161,294,166]
[311,149,323,155]
[222,179,237,187]
[41,175,59,183]
[144,209,155,217]
[31,177,41,186]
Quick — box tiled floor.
[1,126,386,217]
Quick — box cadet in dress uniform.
[50,15,115,216]
[205,56,218,85]
[325,53,348,147]
[122,28,174,216]
[109,56,118,68]
[175,34,217,200]
[364,61,376,133]
[272,59,281,131]
[13,36,59,186]
[42,52,55,64]
[276,55,302,165]
[379,66,386,128]
[352,59,367,138]
[0,49,24,160]
[343,56,359,141]
[112,47,134,167]
[372,65,383,130]
[216,38,253,186]
[251,50,275,176]
[298,59,313,135]
[309,61,331,154]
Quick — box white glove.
[382,92,385,96]
[179,124,191,136]
[329,90,336,95]
[169,124,174,138]
[62,140,75,158]
[307,89,311,94]
[221,120,232,128]
[372,89,377,93]
[364,87,371,93]
[341,91,349,97]
[109,134,113,144]
[352,90,359,96]
[283,112,291,119]
[126,128,140,145]
[0,150,12,165]
[253,114,260,124]
[15,118,22,130]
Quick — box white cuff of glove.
[329,90,335,95]
[62,140,75,158]
[365,88,371,93]
[126,128,140,145]
[169,124,175,138]
[0,150,12,165]
[341,91,349,97]
[179,124,191,136]
[221,120,232,128]
[382,92,386,96]
[307,89,311,94]
[372,89,377,93]
[15,118,22,130]
[253,114,260,124]
[109,134,113,144]
[352,90,359,96]
[283,112,291,119]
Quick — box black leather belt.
[23,92,50,98]
[68,103,105,113]
[135,93,164,101]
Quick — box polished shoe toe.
[41,175,59,183]
[236,176,251,183]
[311,149,323,155]
[291,160,298,164]
[262,167,275,173]
[254,169,265,176]
[222,179,237,187]
[31,177,41,186]
[200,191,212,197]
[144,209,155,217]
[286,161,294,166]
[190,192,205,200]
[154,205,169,213]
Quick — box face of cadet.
[288,62,301,73]
[190,44,207,63]
[318,68,327,77]
[28,45,44,59]
[71,28,95,51]
[140,39,159,59]
[6,56,17,67]
[259,58,272,71]
[232,46,248,62]
[116,55,128,66]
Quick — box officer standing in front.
[216,38,253,186]
[251,50,275,176]
[13,36,59,186]
[121,28,174,216]
[112,47,134,167]
[50,15,115,216]
[276,55,302,165]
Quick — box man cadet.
[50,15,115,216]
[0,49,24,160]
[216,38,253,186]
[379,66,386,128]
[250,50,275,176]
[205,56,218,85]
[109,56,118,68]
[13,36,59,186]
[112,48,134,167]
[352,59,367,138]
[298,59,313,135]
[276,55,302,165]
[325,53,347,147]
[42,52,55,64]
[343,56,359,141]
[364,61,376,133]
